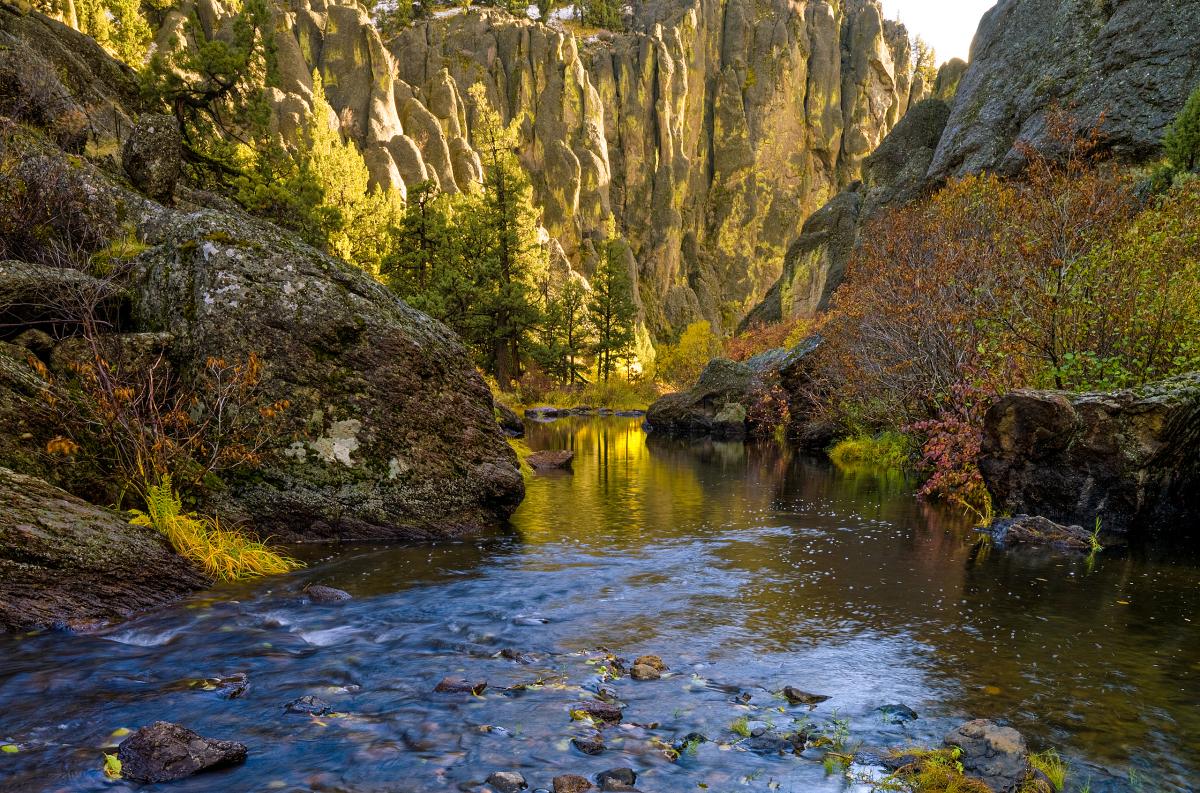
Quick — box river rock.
[486,771,528,793]
[527,450,575,471]
[781,686,830,706]
[629,664,660,681]
[986,515,1094,550]
[304,584,352,603]
[943,719,1031,793]
[596,767,637,791]
[979,374,1200,537]
[285,695,331,715]
[876,704,918,725]
[552,775,592,793]
[434,676,487,695]
[572,735,606,755]
[116,721,247,783]
[572,700,623,724]
[0,466,206,633]
[525,406,565,420]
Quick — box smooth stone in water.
[629,663,660,681]
[116,721,246,783]
[572,700,623,724]
[486,771,528,793]
[781,686,830,705]
[527,450,575,471]
[434,676,487,695]
[304,584,352,602]
[572,735,606,755]
[596,768,637,791]
[553,775,592,793]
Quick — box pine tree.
[538,278,591,383]
[468,83,547,387]
[589,238,638,382]
[141,0,277,181]
[1165,84,1200,173]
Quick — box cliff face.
[249,0,913,336]
[749,0,1200,327]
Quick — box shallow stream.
[1,418,1197,792]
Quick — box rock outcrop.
[0,7,525,541]
[386,0,914,334]
[752,0,1200,326]
[116,721,248,784]
[0,466,207,632]
[943,719,1032,793]
[646,336,819,438]
[979,375,1200,538]
[930,0,1200,180]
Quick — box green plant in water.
[1028,749,1068,791]
[507,437,535,481]
[828,432,913,471]
[730,716,752,738]
[130,475,302,581]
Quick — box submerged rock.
[486,771,528,793]
[944,719,1031,793]
[304,584,352,603]
[629,655,667,681]
[0,466,206,633]
[285,695,331,716]
[986,515,1094,550]
[116,721,247,783]
[527,450,574,471]
[434,677,488,695]
[876,704,919,725]
[979,374,1200,537]
[572,700,623,725]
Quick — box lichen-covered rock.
[943,719,1031,793]
[929,0,1200,180]
[0,466,206,632]
[116,721,247,783]
[121,113,181,203]
[979,375,1200,537]
[496,400,525,437]
[129,204,524,541]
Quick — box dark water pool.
[1,417,1197,792]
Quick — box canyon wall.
[251,0,914,337]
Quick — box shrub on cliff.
[810,119,1200,513]
[1164,83,1200,174]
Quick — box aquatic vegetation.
[869,748,992,793]
[829,432,913,470]
[730,716,752,738]
[507,438,536,481]
[1029,749,1068,791]
[130,476,302,581]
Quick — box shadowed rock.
[986,515,1094,551]
[943,719,1030,793]
[527,450,575,471]
[116,721,247,783]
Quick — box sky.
[878,0,997,64]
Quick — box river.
[0,417,1196,792]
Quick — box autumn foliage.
[808,116,1200,512]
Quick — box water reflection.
[0,418,1194,792]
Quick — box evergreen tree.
[538,278,591,383]
[588,238,638,382]
[468,83,547,387]
[1165,84,1200,173]
[578,0,622,29]
[912,35,938,88]
[141,0,276,181]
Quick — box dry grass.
[131,476,303,581]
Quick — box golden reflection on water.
[510,417,1200,790]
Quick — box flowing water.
[1,417,1197,793]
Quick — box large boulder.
[122,113,181,204]
[979,375,1200,537]
[0,466,206,632]
[646,338,819,439]
[929,0,1200,180]
[128,200,524,541]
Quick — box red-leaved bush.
[905,379,995,522]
